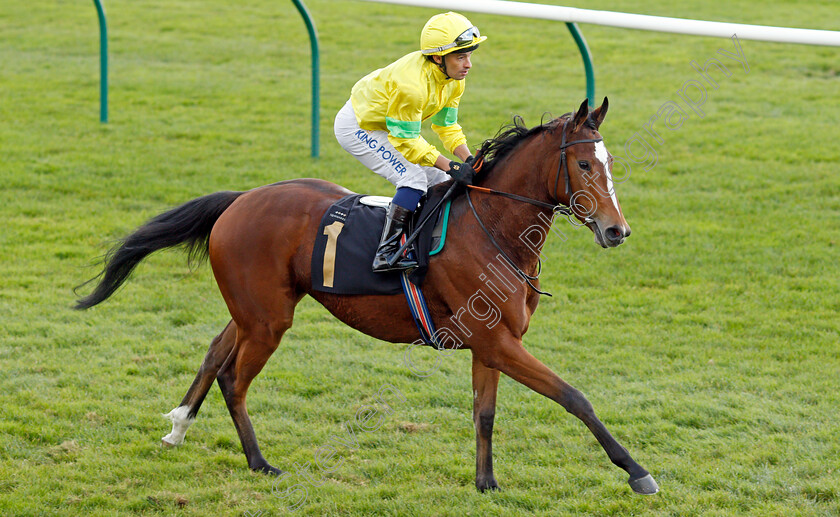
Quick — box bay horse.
[75,98,658,495]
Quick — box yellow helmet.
[420,12,487,56]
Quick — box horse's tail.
[74,190,245,310]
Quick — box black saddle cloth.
[311,185,450,295]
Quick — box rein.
[465,188,551,296]
[465,119,603,297]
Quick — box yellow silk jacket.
[350,51,468,167]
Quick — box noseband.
[466,117,604,296]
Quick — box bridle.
[554,118,603,206]
[465,117,603,296]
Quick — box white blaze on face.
[594,141,621,214]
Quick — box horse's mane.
[474,116,554,173]
[474,112,598,175]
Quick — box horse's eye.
[578,161,591,171]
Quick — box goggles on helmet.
[421,26,481,55]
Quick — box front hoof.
[476,477,500,492]
[252,463,284,476]
[628,474,659,495]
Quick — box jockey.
[334,11,486,272]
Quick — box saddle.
[310,185,453,295]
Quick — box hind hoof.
[628,474,659,495]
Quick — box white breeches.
[333,100,449,192]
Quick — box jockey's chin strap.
[464,119,603,297]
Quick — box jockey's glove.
[448,160,476,186]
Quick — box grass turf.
[1,0,838,515]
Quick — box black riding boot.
[372,203,418,273]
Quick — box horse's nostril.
[605,226,623,242]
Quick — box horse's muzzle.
[589,221,631,248]
[604,224,630,246]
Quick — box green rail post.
[565,22,595,108]
[292,0,320,158]
[93,0,108,122]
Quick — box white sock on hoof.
[161,405,195,446]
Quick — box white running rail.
[357,0,840,47]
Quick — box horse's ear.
[572,98,589,131]
[591,96,609,130]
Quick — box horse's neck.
[482,136,557,203]
[467,143,557,271]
